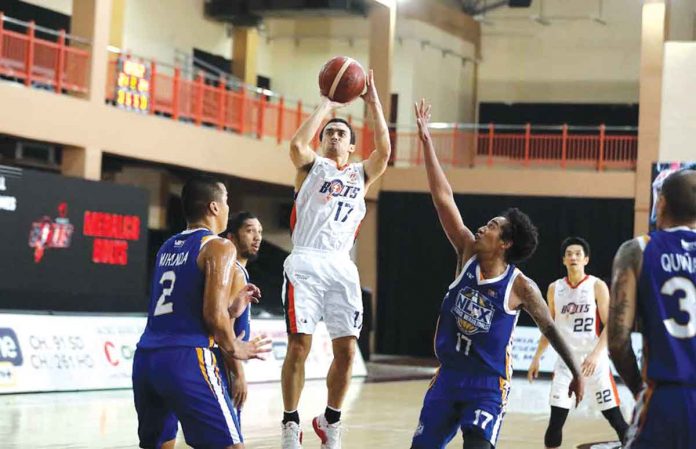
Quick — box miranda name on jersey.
[159,251,189,267]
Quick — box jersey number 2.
[154,271,176,316]
[662,276,696,339]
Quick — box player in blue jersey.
[221,211,263,420]
[410,100,584,449]
[608,169,696,449]
[133,176,271,449]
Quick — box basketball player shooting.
[410,100,584,449]
[280,67,391,449]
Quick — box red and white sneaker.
[281,421,303,449]
[312,414,342,449]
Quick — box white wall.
[478,0,643,103]
[257,17,370,120]
[659,42,696,162]
[122,0,231,66]
[22,0,72,15]
[258,16,476,124]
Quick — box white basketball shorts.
[550,351,621,411]
[282,247,363,339]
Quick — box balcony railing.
[0,13,90,94]
[0,12,638,172]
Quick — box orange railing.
[104,52,637,171]
[0,13,90,94]
[474,124,638,170]
[0,12,637,172]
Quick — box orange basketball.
[318,56,366,104]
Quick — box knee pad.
[602,406,629,441]
[462,430,493,449]
[544,406,569,448]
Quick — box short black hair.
[560,236,591,258]
[319,118,355,145]
[661,169,696,223]
[500,208,539,264]
[181,175,224,223]
[225,211,258,236]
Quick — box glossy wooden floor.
[0,376,633,449]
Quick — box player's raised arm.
[361,70,391,189]
[414,99,475,259]
[199,238,270,361]
[515,274,584,405]
[289,97,344,180]
[608,239,643,397]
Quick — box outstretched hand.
[361,69,378,104]
[414,98,432,142]
[231,331,272,361]
[236,283,261,305]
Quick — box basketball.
[318,56,366,104]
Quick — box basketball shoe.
[281,421,303,449]
[312,414,342,449]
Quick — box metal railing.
[0,12,638,171]
[0,12,90,94]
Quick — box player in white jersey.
[528,237,628,448]
[280,70,391,449]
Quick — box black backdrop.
[0,166,148,312]
[376,191,634,357]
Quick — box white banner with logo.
[511,325,643,374]
[0,313,366,394]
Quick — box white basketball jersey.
[290,156,366,253]
[553,275,600,354]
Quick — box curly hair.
[500,208,539,264]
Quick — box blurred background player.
[280,69,391,449]
[410,100,584,449]
[528,237,628,448]
[221,211,264,420]
[608,169,696,449]
[132,176,270,449]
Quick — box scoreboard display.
[115,58,150,112]
[0,165,149,312]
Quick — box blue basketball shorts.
[411,368,510,449]
[624,384,696,449]
[132,346,242,449]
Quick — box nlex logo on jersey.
[451,287,495,335]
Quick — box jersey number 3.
[662,276,696,339]
[154,271,176,316]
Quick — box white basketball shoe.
[312,414,342,449]
[281,421,303,449]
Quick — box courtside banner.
[510,326,643,374]
[0,313,366,394]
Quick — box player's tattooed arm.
[515,276,583,379]
[608,238,643,397]
[414,99,475,260]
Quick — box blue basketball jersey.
[137,228,218,349]
[233,261,251,342]
[435,256,521,379]
[637,226,696,385]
